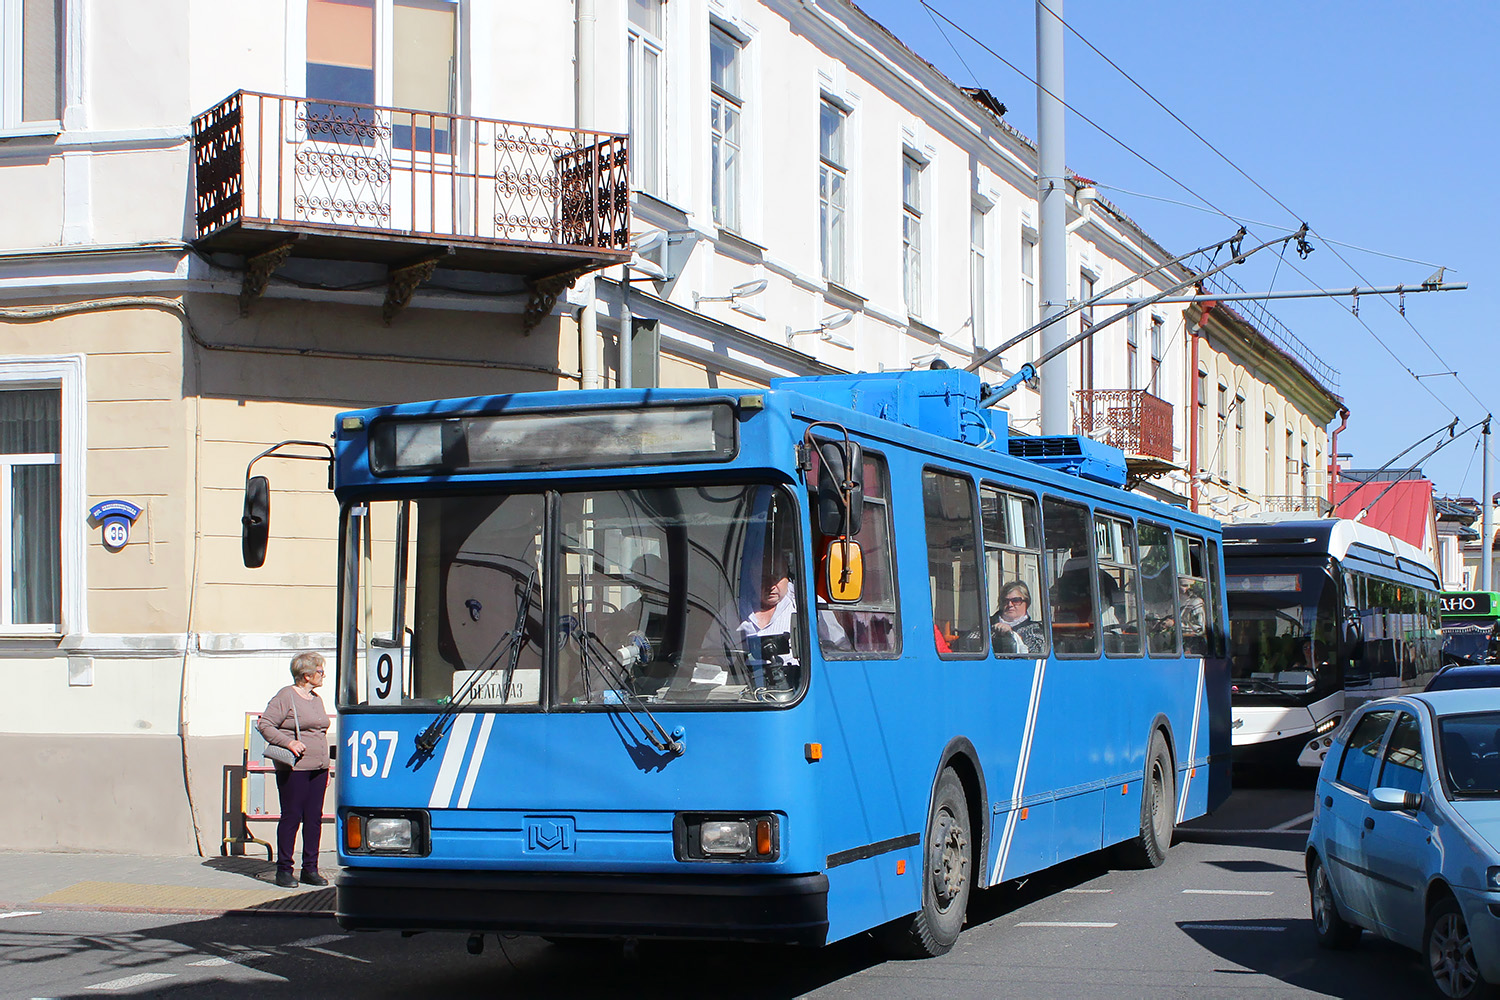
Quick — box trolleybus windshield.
[1226,563,1340,703]
[339,482,819,711]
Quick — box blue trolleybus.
[245,368,1230,955]
[1223,517,1442,770]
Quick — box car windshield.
[1226,564,1339,703]
[1439,712,1500,797]
[338,483,811,710]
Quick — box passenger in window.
[992,581,1045,655]
[1154,576,1205,638]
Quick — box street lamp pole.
[1036,0,1068,435]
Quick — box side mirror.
[1369,786,1421,812]
[242,475,270,568]
[821,538,864,604]
[815,439,864,537]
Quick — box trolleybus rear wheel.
[876,767,971,958]
[1119,728,1175,869]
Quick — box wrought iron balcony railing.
[1074,389,1173,461]
[192,91,631,281]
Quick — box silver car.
[1308,690,1500,998]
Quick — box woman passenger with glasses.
[992,581,1045,655]
[257,651,333,889]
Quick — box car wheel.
[1427,895,1499,998]
[876,768,972,958]
[1308,853,1361,950]
[1117,728,1175,868]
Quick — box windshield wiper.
[414,570,535,755]
[1230,676,1301,699]
[574,628,684,756]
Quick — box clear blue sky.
[854,0,1499,498]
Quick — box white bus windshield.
[1226,566,1339,702]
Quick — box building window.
[628,0,665,198]
[902,153,923,319]
[970,203,987,347]
[1286,428,1295,494]
[306,0,459,153]
[1196,369,1208,477]
[819,99,847,284]
[1020,234,1037,362]
[1149,314,1163,395]
[1125,311,1139,390]
[709,25,742,231]
[2,0,63,129]
[1301,438,1310,502]
[1234,393,1246,486]
[1217,383,1229,480]
[1264,412,1276,493]
[0,357,81,633]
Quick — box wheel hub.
[931,813,969,906]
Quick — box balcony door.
[299,0,462,237]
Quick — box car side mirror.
[242,475,270,568]
[1369,786,1421,812]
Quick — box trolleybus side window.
[810,449,900,657]
[1206,538,1226,657]
[1043,497,1098,656]
[1139,520,1178,656]
[1096,513,1142,656]
[1175,534,1211,656]
[923,469,986,656]
[980,485,1048,659]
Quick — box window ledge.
[824,281,866,308]
[715,228,767,259]
[0,122,62,141]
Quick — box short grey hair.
[290,651,325,683]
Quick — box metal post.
[1484,418,1493,591]
[1036,0,1068,434]
[620,265,633,390]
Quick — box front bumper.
[1455,886,1500,984]
[336,867,830,945]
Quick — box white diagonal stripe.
[87,973,176,991]
[457,712,495,809]
[0,910,41,919]
[428,713,477,809]
[993,657,1046,886]
[1016,921,1117,928]
[1178,660,1205,823]
[284,933,349,948]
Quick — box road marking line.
[1016,921,1118,928]
[284,933,349,948]
[305,945,371,963]
[0,910,42,919]
[1270,810,1316,831]
[187,957,233,967]
[1183,923,1288,932]
[86,973,177,991]
[1062,888,1112,893]
[1183,889,1274,896]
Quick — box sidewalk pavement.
[0,849,339,918]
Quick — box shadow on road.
[1180,917,1427,999]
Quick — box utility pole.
[1484,417,1493,591]
[1036,0,1068,434]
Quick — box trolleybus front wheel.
[1118,728,1175,869]
[876,767,971,958]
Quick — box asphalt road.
[3,778,1432,999]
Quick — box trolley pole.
[1484,417,1493,591]
[1036,0,1068,435]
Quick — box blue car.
[1308,690,1500,998]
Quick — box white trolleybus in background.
[1223,516,1442,770]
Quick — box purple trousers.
[274,766,329,874]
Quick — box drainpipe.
[1327,407,1350,515]
[575,0,600,390]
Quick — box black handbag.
[263,694,301,766]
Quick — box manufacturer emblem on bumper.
[525,816,576,852]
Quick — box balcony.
[192,92,631,309]
[1074,389,1173,460]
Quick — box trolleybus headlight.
[1314,715,1340,737]
[674,813,780,862]
[343,810,429,856]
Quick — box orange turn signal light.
[346,814,363,851]
[756,820,774,856]
[805,742,823,762]
[896,859,907,875]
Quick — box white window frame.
[0,0,65,135]
[1020,231,1037,363]
[1125,309,1139,390]
[970,200,988,347]
[628,1,665,199]
[819,97,848,285]
[1217,382,1230,480]
[1264,412,1276,493]
[902,150,924,320]
[709,24,743,232]
[1148,313,1163,395]
[0,355,83,636]
[1234,393,1246,486]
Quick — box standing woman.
[257,652,332,889]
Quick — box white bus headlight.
[701,820,752,855]
[366,817,413,851]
